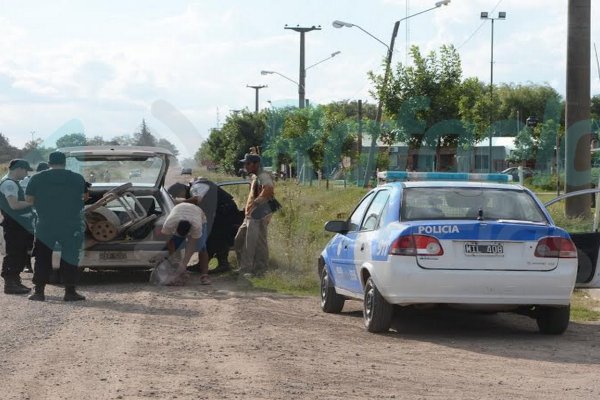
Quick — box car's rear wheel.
[363,277,393,333]
[536,305,570,335]
[320,267,345,313]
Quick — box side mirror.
[324,220,349,234]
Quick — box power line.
[457,0,504,50]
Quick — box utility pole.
[247,85,267,114]
[284,25,321,109]
[357,100,363,185]
[565,0,591,217]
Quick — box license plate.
[99,252,128,261]
[464,242,504,256]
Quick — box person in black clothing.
[0,159,35,294]
[167,182,244,274]
[25,151,89,302]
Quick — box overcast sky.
[0,0,598,157]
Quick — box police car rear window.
[401,187,547,223]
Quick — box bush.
[529,174,562,191]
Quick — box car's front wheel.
[320,267,345,313]
[363,277,393,333]
[536,305,570,335]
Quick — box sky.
[0,0,598,157]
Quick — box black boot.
[63,286,85,302]
[15,276,31,292]
[28,284,45,301]
[4,277,31,295]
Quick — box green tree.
[56,133,87,148]
[112,134,135,146]
[22,139,53,164]
[195,140,214,166]
[157,138,179,157]
[371,44,470,169]
[0,133,22,164]
[206,111,265,174]
[133,119,157,147]
[86,135,107,146]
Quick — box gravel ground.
[1,271,600,400]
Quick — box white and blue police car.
[319,171,600,334]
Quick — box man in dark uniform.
[26,151,88,302]
[0,159,35,294]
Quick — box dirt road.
[2,272,600,400]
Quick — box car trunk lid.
[412,221,561,271]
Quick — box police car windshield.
[401,187,548,223]
[65,155,165,187]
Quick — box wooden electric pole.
[565,0,592,217]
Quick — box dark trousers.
[1,218,34,279]
[33,227,83,286]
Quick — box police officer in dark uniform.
[26,151,88,302]
[0,159,35,294]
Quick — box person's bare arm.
[6,195,32,210]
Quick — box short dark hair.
[176,220,192,237]
[168,182,190,199]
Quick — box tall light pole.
[261,51,340,104]
[246,84,268,114]
[284,25,321,109]
[481,11,506,173]
[333,0,451,187]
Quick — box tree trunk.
[565,0,592,217]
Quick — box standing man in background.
[26,151,88,302]
[0,159,35,294]
[235,152,275,276]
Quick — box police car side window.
[348,192,375,232]
[361,190,391,231]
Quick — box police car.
[319,171,600,335]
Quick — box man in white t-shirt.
[161,202,210,284]
[0,159,34,295]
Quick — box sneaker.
[200,274,211,285]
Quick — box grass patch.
[571,290,600,322]
[248,272,320,297]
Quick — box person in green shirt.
[25,151,88,302]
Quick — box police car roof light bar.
[377,171,512,183]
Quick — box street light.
[306,51,341,71]
[333,0,451,187]
[481,10,507,173]
[261,70,302,88]
[261,50,340,104]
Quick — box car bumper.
[52,250,167,269]
[370,259,577,306]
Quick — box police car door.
[353,189,391,293]
[331,192,375,292]
[545,188,600,288]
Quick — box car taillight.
[534,237,577,258]
[389,235,444,256]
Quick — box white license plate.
[99,252,128,261]
[464,242,504,256]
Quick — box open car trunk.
[59,146,174,268]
